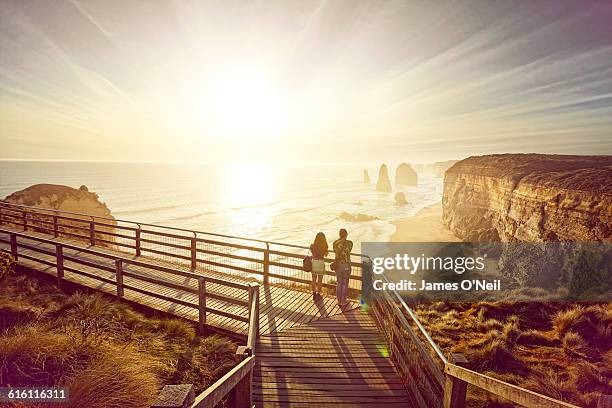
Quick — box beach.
[391,203,460,242]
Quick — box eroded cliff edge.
[442,154,612,242]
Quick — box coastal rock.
[375,164,392,192]
[395,192,407,205]
[3,184,117,246]
[442,154,612,242]
[395,163,418,186]
[339,212,380,222]
[442,154,612,294]
[363,169,371,184]
[5,184,114,218]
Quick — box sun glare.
[205,67,290,141]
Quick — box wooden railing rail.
[0,229,252,328]
[0,202,365,294]
[0,226,262,408]
[187,282,260,408]
[187,355,256,408]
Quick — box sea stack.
[395,162,418,186]
[375,164,392,192]
[395,192,407,205]
[363,169,371,183]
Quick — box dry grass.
[412,301,612,408]
[0,261,238,408]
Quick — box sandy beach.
[391,203,460,242]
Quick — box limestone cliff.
[3,184,116,246]
[442,154,612,242]
[4,184,114,218]
[395,163,418,186]
[376,164,392,192]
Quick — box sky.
[1,0,612,163]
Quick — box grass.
[411,301,612,408]
[0,251,238,408]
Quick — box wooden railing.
[187,284,260,408]
[1,226,262,408]
[369,271,582,408]
[0,202,365,296]
[1,229,253,331]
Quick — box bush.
[0,251,15,280]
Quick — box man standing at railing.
[333,228,353,307]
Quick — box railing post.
[53,214,58,238]
[190,235,197,270]
[0,207,3,225]
[22,210,27,231]
[89,217,96,246]
[198,277,206,335]
[10,233,18,260]
[56,245,64,286]
[360,257,373,305]
[444,353,469,408]
[263,242,270,285]
[248,282,260,340]
[231,368,253,408]
[135,226,141,257]
[115,259,124,300]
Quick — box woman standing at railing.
[310,232,328,300]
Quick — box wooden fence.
[187,284,259,408]
[1,229,253,333]
[369,271,583,408]
[0,202,365,296]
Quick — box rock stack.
[395,192,407,205]
[395,163,418,186]
[363,169,371,184]
[375,164,392,192]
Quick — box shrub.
[0,251,15,280]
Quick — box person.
[333,228,353,307]
[309,232,328,299]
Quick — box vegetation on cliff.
[0,252,237,408]
[413,301,612,408]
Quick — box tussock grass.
[0,261,238,407]
[412,301,612,408]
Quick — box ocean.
[0,161,442,251]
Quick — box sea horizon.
[0,160,443,250]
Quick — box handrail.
[188,356,255,408]
[1,228,252,327]
[371,271,583,408]
[0,201,367,257]
[382,272,447,363]
[245,283,259,355]
[444,364,580,408]
[0,202,367,293]
[1,228,250,289]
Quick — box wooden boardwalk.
[0,226,413,407]
[254,309,413,407]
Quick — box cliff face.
[442,154,612,242]
[3,184,116,246]
[4,184,114,219]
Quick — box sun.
[206,67,290,141]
